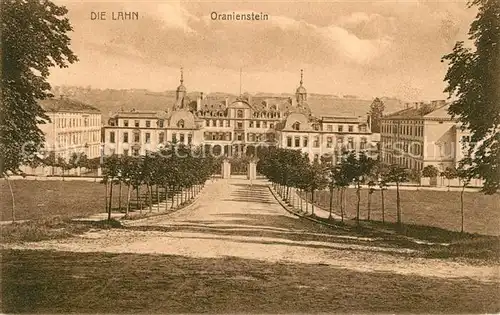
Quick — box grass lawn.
[2,249,499,314]
[301,188,500,236]
[0,179,152,221]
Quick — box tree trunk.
[137,186,142,214]
[311,190,315,215]
[105,181,108,213]
[356,184,361,225]
[305,191,309,213]
[148,185,153,212]
[300,189,303,211]
[171,185,175,209]
[126,184,131,215]
[6,177,16,223]
[461,184,465,233]
[381,189,385,224]
[367,193,372,221]
[108,182,113,221]
[340,188,344,222]
[118,181,122,212]
[176,187,180,207]
[328,187,334,219]
[165,185,169,211]
[157,185,160,212]
[396,182,401,226]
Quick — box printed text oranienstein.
[211,12,269,21]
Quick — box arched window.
[177,119,185,128]
[292,122,300,131]
[237,110,243,118]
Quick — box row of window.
[198,110,282,119]
[109,131,193,145]
[286,136,368,149]
[56,131,99,146]
[382,153,423,171]
[381,123,424,137]
[381,139,423,156]
[119,119,165,128]
[291,122,367,133]
[56,116,99,129]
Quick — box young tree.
[457,166,473,233]
[43,151,57,176]
[350,152,375,225]
[441,166,458,191]
[369,97,385,133]
[422,165,439,186]
[442,0,500,194]
[1,0,78,177]
[386,165,409,227]
[102,154,120,220]
[366,180,376,221]
[57,156,68,180]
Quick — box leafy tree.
[303,161,328,216]
[346,151,375,225]
[43,151,57,175]
[102,154,120,220]
[374,163,390,223]
[1,1,77,222]
[422,165,439,186]
[85,157,101,181]
[386,165,409,227]
[57,156,69,180]
[332,159,351,223]
[441,166,458,191]
[408,169,422,187]
[1,0,78,176]
[442,0,500,194]
[369,97,385,133]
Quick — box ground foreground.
[2,249,499,313]
[1,179,499,313]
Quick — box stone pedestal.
[222,161,231,179]
[247,162,256,180]
[97,167,102,177]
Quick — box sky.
[48,0,477,102]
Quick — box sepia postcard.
[1,0,499,313]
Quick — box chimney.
[60,94,64,100]
[405,102,410,109]
[225,97,229,108]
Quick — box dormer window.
[292,122,300,131]
[177,119,185,128]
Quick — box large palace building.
[102,69,376,161]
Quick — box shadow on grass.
[0,218,123,243]
[1,249,499,314]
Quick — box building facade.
[102,69,376,162]
[380,101,470,172]
[39,97,102,160]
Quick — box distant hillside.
[51,86,405,121]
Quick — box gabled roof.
[40,97,100,113]
[382,103,450,120]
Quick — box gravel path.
[6,178,499,283]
